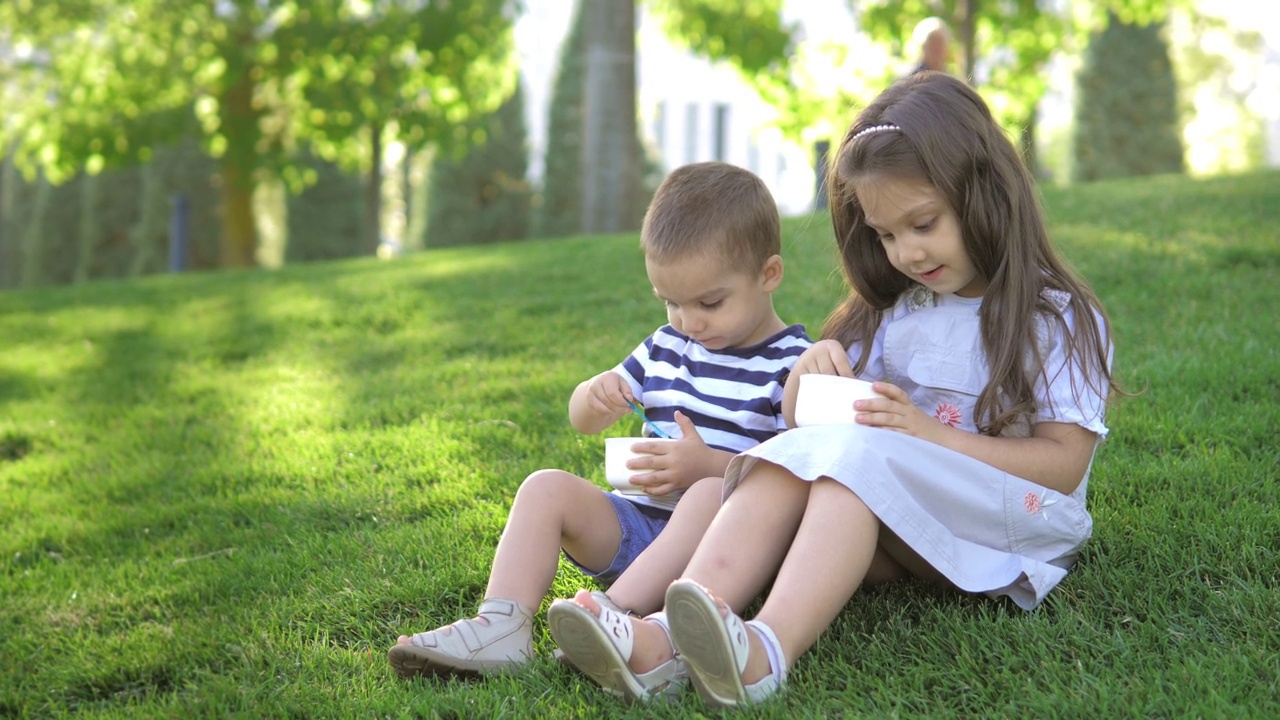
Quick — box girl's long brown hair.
[824,72,1117,436]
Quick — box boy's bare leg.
[484,469,623,610]
[396,469,621,646]
[603,477,724,615]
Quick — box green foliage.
[1,170,1278,716]
[0,0,519,266]
[648,0,794,74]
[1073,16,1184,182]
[535,0,587,239]
[0,140,221,289]
[423,81,532,248]
[285,154,365,263]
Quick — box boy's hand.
[624,412,713,496]
[584,371,633,419]
[793,339,854,378]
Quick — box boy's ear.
[759,254,784,292]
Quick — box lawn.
[2,170,1277,718]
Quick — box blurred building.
[516,1,1280,214]
[516,1,856,217]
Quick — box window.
[684,103,699,163]
[712,103,730,161]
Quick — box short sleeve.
[1033,301,1111,437]
[612,335,653,401]
[846,304,898,382]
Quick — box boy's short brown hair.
[640,162,781,274]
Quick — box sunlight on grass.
[2,171,1278,717]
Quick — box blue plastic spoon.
[626,398,673,439]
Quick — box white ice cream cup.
[793,374,884,427]
[605,437,676,492]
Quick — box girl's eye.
[914,218,937,233]
[877,233,894,243]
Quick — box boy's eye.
[700,300,724,310]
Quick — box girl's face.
[855,176,986,298]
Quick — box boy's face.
[645,250,783,351]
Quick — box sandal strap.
[593,603,636,659]
[744,619,788,701]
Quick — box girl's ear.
[759,254,784,292]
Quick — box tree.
[581,0,643,234]
[1073,15,1183,181]
[844,1,1192,169]
[536,1,588,239]
[573,0,797,234]
[0,0,517,268]
[423,80,532,248]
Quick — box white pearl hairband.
[851,124,901,141]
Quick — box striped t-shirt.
[612,324,812,454]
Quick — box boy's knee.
[515,469,596,507]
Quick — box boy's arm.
[568,370,632,435]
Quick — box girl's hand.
[792,339,855,378]
[783,340,853,426]
[853,382,944,443]
[624,412,711,496]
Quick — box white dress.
[722,286,1111,610]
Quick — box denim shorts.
[563,491,672,585]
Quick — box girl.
[548,72,1119,707]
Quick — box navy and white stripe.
[613,324,811,453]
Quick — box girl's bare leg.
[742,478,881,681]
[564,461,811,673]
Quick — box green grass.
[2,169,1278,718]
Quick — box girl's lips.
[920,266,944,281]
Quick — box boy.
[388,162,810,679]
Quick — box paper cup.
[793,374,884,427]
[605,437,675,491]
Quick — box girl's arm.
[858,383,1098,494]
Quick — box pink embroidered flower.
[1024,492,1042,514]
[934,402,962,428]
[1024,491,1058,520]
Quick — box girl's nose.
[896,237,928,265]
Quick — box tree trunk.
[20,177,50,288]
[960,0,978,84]
[219,160,258,267]
[218,54,259,268]
[581,0,641,234]
[0,153,14,288]
[365,122,383,254]
[74,171,100,283]
[131,159,165,277]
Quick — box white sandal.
[547,597,687,702]
[387,598,533,679]
[665,579,788,707]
